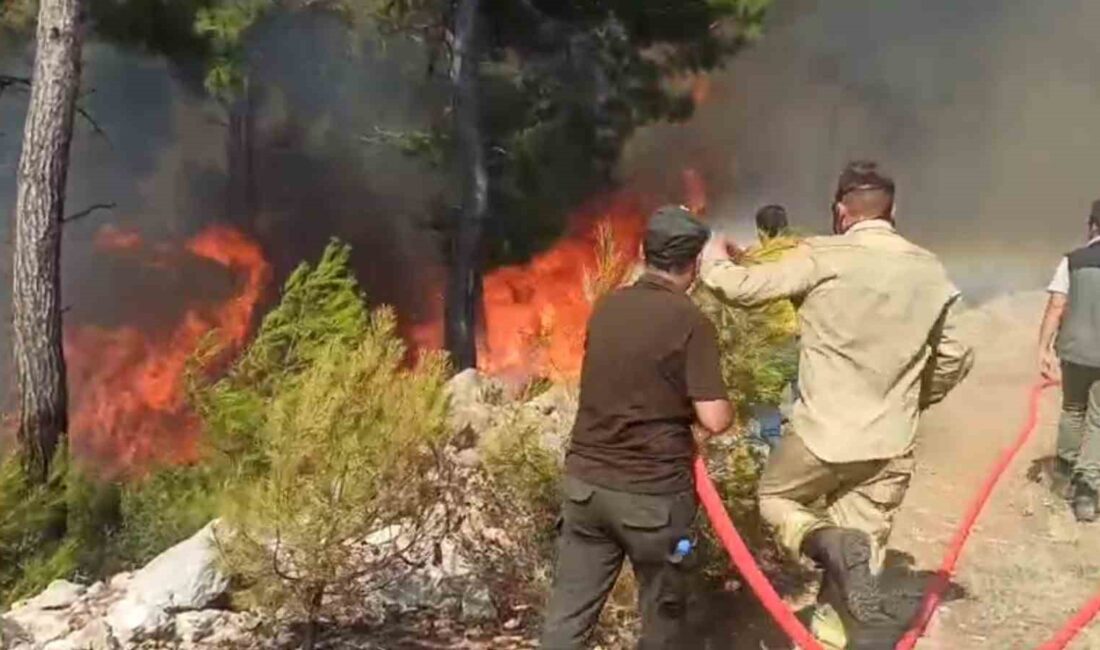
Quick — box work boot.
[1073,483,1098,523]
[802,527,889,624]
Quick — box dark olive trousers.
[540,475,697,650]
[1057,361,1100,489]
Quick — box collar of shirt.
[1088,235,1100,247]
[636,272,680,293]
[846,219,897,235]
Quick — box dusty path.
[891,291,1100,650]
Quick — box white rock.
[455,448,481,468]
[174,610,224,643]
[84,582,107,601]
[372,537,496,622]
[459,583,496,622]
[33,580,87,611]
[107,574,132,591]
[63,619,116,650]
[2,607,72,646]
[105,521,229,644]
[0,616,31,647]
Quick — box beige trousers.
[758,433,915,574]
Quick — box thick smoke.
[0,13,447,399]
[3,0,1099,403]
[624,0,1100,299]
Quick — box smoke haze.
[625,0,1100,298]
[3,0,1100,398]
[0,14,447,400]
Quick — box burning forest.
[5,0,1100,648]
[64,224,271,474]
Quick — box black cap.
[643,205,710,271]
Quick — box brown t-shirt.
[565,275,727,494]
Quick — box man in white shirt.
[1038,199,1100,522]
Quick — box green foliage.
[694,236,800,417]
[482,420,560,547]
[0,453,68,604]
[695,438,777,586]
[192,241,369,477]
[0,451,126,606]
[109,467,218,570]
[361,126,452,168]
[192,240,451,625]
[194,0,273,98]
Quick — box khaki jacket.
[702,220,974,462]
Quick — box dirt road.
[892,291,1100,649]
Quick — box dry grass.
[583,220,638,304]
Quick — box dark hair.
[755,204,789,238]
[836,160,895,220]
[1090,199,1100,228]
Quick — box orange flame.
[94,224,143,252]
[692,74,712,107]
[66,224,271,474]
[473,173,709,381]
[477,194,646,381]
[683,168,708,216]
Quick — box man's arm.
[920,296,976,409]
[694,400,733,437]
[1038,256,1069,381]
[700,242,824,308]
[1038,292,1067,381]
[686,317,733,440]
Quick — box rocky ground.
[0,370,573,650]
[6,291,1099,650]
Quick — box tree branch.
[1,74,111,144]
[63,202,115,224]
[0,74,31,101]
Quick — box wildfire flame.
[475,173,709,381]
[692,73,712,107]
[65,224,271,474]
[477,194,646,381]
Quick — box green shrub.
[474,415,562,607]
[189,241,450,635]
[0,453,69,605]
[693,235,801,420]
[108,466,218,570]
[0,451,124,606]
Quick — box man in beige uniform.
[702,162,974,648]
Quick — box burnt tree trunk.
[444,0,487,370]
[12,0,83,481]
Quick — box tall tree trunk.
[444,0,487,370]
[226,79,258,229]
[12,0,83,481]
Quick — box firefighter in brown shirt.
[540,205,733,649]
[702,162,974,648]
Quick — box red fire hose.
[1036,593,1100,650]
[693,456,824,650]
[895,379,1057,649]
[694,379,1100,650]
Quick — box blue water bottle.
[668,538,693,565]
